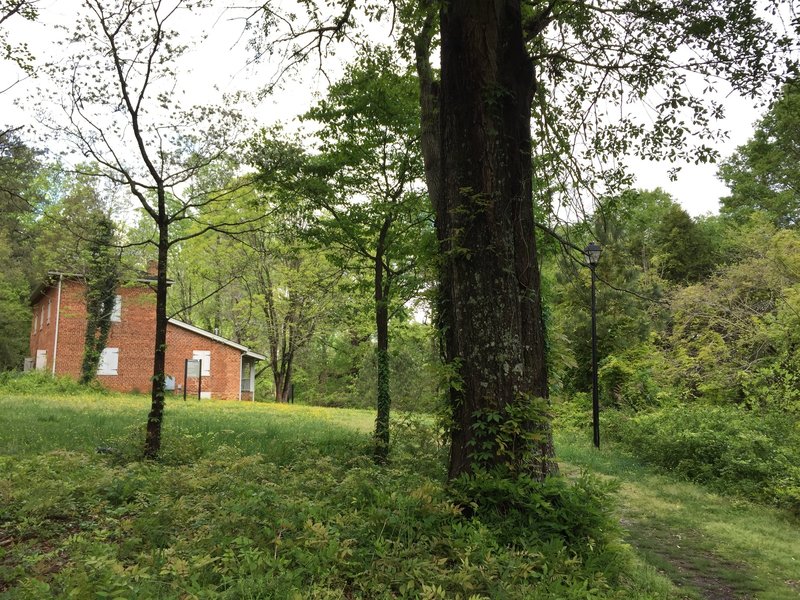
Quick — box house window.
[47,298,51,325]
[192,350,211,376]
[39,306,43,330]
[111,295,122,322]
[98,348,119,376]
[33,313,38,332]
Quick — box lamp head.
[585,241,602,267]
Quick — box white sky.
[0,0,766,218]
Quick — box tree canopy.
[719,80,800,227]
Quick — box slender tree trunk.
[281,354,294,401]
[374,217,392,463]
[274,355,294,402]
[144,220,169,459]
[438,0,556,480]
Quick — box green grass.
[0,392,375,462]
[556,429,800,600]
[0,390,674,599]
[9,383,796,599]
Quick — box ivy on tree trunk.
[144,220,169,459]
[374,216,392,463]
[79,214,119,385]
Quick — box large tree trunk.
[144,221,169,459]
[438,0,556,480]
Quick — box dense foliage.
[0,130,41,370]
[544,85,800,510]
[605,405,800,514]
[719,81,800,227]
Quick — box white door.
[35,349,47,370]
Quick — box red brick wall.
[30,278,159,392]
[28,283,59,372]
[165,325,243,401]
[29,278,247,400]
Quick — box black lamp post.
[585,241,602,449]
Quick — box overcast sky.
[1,0,766,218]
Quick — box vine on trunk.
[79,214,119,385]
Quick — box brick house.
[28,272,265,400]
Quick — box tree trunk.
[413,1,441,208]
[274,370,285,402]
[270,310,296,403]
[438,0,556,480]
[274,358,293,403]
[374,217,392,463]
[144,221,169,459]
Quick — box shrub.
[0,371,106,396]
[448,468,626,572]
[605,404,800,514]
[551,392,594,431]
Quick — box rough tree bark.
[437,0,556,480]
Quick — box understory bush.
[605,405,800,514]
[0,371,105,396]
[597,343,671,411]
[448,468,627,574]
[0,415,651,598]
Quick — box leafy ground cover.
[1,386,673,599]
[557,429,800,600]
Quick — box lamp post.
[585,242,602,449]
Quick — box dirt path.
[559,454,800,600]
[619,512,752,599]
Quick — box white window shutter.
[192,350,211,376]
[35,349,47,370]
[111,295,122,322]
[98,348,119,375]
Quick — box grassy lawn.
[0,392,375,461]
[3,387,797,598]
[556,429,800,600]
[2,389,678,599]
